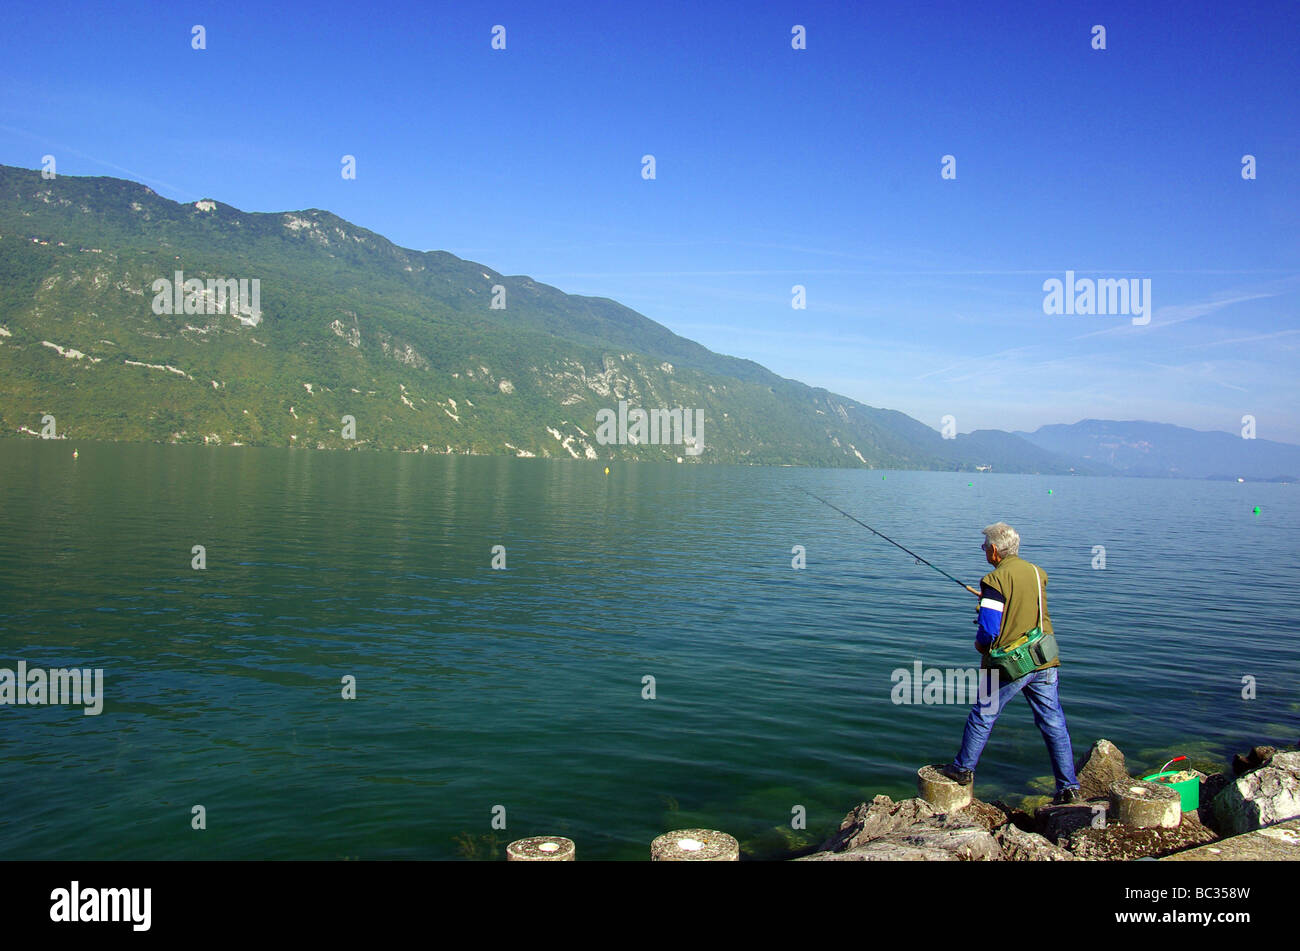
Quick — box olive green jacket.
[975,553,1059,672]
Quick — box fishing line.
[802,488,977,596]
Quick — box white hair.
[982,522,1020,556]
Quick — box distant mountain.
[1014,419,1300,481]
[0,163,1082,471]
[941,428,1116,476]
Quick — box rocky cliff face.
[0,164,1083,470]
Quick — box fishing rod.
[802,488,979,597]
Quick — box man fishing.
[802,493,1082,804]
[940,522,1082,804]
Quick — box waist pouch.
[987,627,1059,681]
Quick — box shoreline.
[791,737,1300,861]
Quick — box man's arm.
[974,580,1006,651]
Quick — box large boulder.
[886,824,1002,860]
[818,795,940,852]
[1076,739,1131,801]
[800,822,1001,861]
[995,823,1077,861]
[797,842,958,861]
[1213,750,1300,835]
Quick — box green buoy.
[1253,506,1261,514]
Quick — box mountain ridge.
[0,164,1289,478]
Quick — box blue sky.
[3,0,1297,440]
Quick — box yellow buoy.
[604,467,609,475]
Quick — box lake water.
[0,441,1296,859]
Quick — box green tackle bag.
[986,568,1058,681]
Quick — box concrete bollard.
[1109,778,1181,829]
[917,765,973,811]
[650,829,740,861]
[506,836,576,861]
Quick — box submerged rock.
[1232,745,1277,777]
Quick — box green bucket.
[1141,757,1200,813]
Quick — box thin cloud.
[1139,360,1249,393]
[1184,328,1300,349]
[1067,292,1281,342]
[0,123,195,198]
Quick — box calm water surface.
[0,442,1296,859]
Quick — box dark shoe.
[1052,787,1083,805]
[939,764,974,786]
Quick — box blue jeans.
[953,665,1079,793]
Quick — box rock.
[1232,745,1277,777]
[1076,739,1131,801]
[991,800,1037,833]
[1162,817,1300,861]
[1213,750,1300,836]
[1037,802,1108,842]
[798,841,958,861]
[800,822,1001,861]
[1110,778,1182,829]
[1067,812,1217,860]
[741,824,821,859]
[818,795,939,853]
[995,823,1078,861]
[955,798,1012,832]
[891,824,1002,860]
[1198,772,1234,829]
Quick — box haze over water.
[1,442,1296,859]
